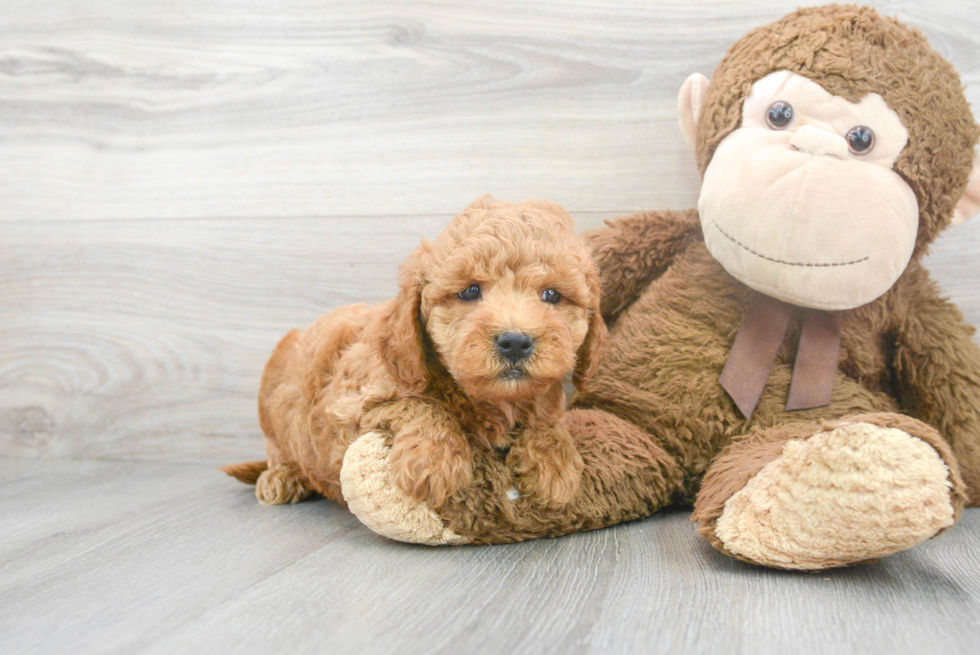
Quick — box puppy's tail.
[220,460,268,485]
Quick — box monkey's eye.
[541,289,561,304]
[457,284,481,301]
[765,101,794,130]
[846,126,875,155]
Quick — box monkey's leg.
[693,412,967,570]
[340,409,686,545]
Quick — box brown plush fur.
[396,7,980,563]
[431,408,686,543]
[223,197,607,510]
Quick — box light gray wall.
[2,0,978,462]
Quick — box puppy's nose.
[496,332,534,364]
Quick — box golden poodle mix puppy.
[223,197,606,511]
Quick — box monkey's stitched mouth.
[710,219,869,268]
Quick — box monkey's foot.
[340,432,470,545]
[708,421,958,570]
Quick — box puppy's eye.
[766,101,793,130]
[457,284,481,301]
[541,289,561,304]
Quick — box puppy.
[223,196,606,510]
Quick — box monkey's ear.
[678,73,710,149]
[951,157,980,226]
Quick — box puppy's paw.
[389,431,473,508]
[508,435,584,507]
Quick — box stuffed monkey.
[339,5,980,570]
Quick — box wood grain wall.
[2,0,978,462]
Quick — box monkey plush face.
[698,71,918,310]
[677,5,980,312]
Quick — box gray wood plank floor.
[2,458,979,655]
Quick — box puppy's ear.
[378,245,430,394]
[572,264,608,392]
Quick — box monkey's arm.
[583,208,701,324]
[890,265,980,505]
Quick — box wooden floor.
[2,1,980,653]
[2,458,979,655]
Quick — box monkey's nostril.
[495,332,535,364]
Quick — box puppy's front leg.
[507,423,584,507]
[389,406,473,509]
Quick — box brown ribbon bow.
[719,292,841,419]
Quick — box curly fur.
[223,196,606,510]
